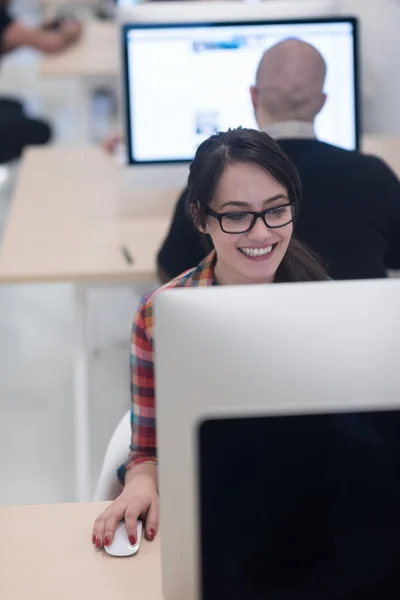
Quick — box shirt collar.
[189,250,218,286]
[263,120,316,141]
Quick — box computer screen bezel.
[122,16,360,166]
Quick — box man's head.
[250,38,327,129]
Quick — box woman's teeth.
[239,245,274,257]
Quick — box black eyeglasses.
[205,203,297,234]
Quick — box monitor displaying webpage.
[124,19,358,163]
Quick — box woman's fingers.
[92,514,106,548]
[125,505,141,546]
[103,513,120,547]
[93,502,125,547]
[145,496,159,541]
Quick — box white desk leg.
[73,284,91,501]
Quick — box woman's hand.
[92,464,159,548]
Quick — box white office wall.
[336,0,400,133]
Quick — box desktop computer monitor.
[122,16,359,165]
[155,278,400,600]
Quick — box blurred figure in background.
[157,39,400,282]
[0,0,82,163]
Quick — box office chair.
[93,410,131,501]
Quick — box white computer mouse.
[104,520,142,557]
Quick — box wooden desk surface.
[0,502,163,600]
[40,21,119,79]
[0,146,179,284]
[0,135,399,286]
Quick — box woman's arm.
[117,297,157,483]
[93,297,159,548]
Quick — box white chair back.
[93,410,131,501]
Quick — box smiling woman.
[189,127,328,284]
[92,127,328,550]
[197,163,294,284]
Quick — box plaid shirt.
[117,250,217,483]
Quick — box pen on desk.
[121,245,134,265]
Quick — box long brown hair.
[187,127,328,282]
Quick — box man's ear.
[317,92,327,115]
[190,204,206,234]
[249,85,258,111]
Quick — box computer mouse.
[104,520,142,557]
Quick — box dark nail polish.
[129,535,136,545]
[104,537,110,546]
[148,528,155,540]
[96,539,102,548]
[92,535,96,544]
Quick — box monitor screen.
[198,412,400,599]
[123,18,359,165]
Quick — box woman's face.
[204,162,293,285]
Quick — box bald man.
[250,38,327,134]
[157,38,400,282]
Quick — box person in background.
[157,38,400,282]
[0,0,82,163]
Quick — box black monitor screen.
[198,411,400,600]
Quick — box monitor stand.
[115,144,190,191]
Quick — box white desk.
[0,502,163,600]
[40,21,118,79]
[0,146,180,502]
[0,147,178,283]
[2,137,398,286]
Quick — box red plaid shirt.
[117,251,217,483]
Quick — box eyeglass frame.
[205,202,297,234]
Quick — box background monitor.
[155,278,400,600]
[122,17,359,165]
